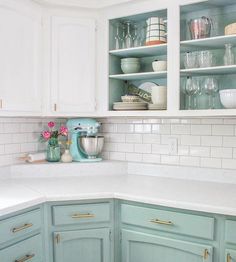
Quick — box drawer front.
[225,220,236,244]
[0,209,41,245]
[53,203,110,226]
[0,234,42,262]
[121,204,214,240]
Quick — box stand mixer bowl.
[79,136,104,159]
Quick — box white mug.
[151,86,167,106]
[152,60,167,72]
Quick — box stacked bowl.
[121,58,140,74]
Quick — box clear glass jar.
[224,43,235,66]
[46,138,60,162]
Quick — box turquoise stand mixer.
[66,119,104,162]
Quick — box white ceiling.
[34,0,136,8]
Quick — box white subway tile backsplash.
[125,153,142,162]
[201,136,222,146]
[190,146,210,157]
[142,154,161,164]
[180,156,200,167]
[211,147,232,159]
[117,143,134,153]
[143,134,160,144]
[212,125,234,136]
[5,144,21,154]
[126,134,142,143]
[171,124,191,135]
[191,125,211,135]
[201,157,222,168]
[134,144,151,153]
[181,135,201,146]
[101,117,236,171]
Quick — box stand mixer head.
[66,118,104,162]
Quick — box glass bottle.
[124,21,133,48]
[132,24,139,47]
[224,44,235,66]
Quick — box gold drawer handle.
[150,219,173,225]
[227,254,232,262]
[71,213,95,219]
[12,223,33,233]
[15,254,35,262]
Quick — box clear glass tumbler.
[198,50,213,68]
[224,43,235,66]
[183,52,197,69]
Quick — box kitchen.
[1,0,236,261]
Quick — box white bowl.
[152,60,167,72]
[220,89,236,109]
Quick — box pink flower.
[48,121,55,128]
[42,131,51,140]
[59,126,68,136]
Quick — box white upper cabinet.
[0,1,42,114]
[50,16,96,114]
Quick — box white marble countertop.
[1,161,236,217]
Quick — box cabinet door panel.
[122,229,213,262]
[51,16,95,113]
[54,228,110,262]
[0,4,42,112]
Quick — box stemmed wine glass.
[124,21,133,48]
[114,22,122,50]
[202,77,219,109]
[185,76,201,109]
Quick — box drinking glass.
[198,50,213,68]
[114,22,122,50]
[124,21,133,48]
[183,52,197,69]
[185,76,201,109]
[224,43,235,65]
[202,77,219,109]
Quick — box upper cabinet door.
[0,2,42,113]
[51,16,96,114]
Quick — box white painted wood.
[109,44,167,58]
[109,71,167,80]
[0,1,42,114]
[51,16,96,114]
[181,65,236,76]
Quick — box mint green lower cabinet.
[121,229,213,262]
[225,249,236,262]
[54,228,111,262]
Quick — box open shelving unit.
[108,8,168,112]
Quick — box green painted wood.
[0,234,42,262]
[52,203,110,226]
[121,204,214,240]
[122,229,213,262]
[225,220,236,244]
[54,228,111,262]
[225,249,236,262]
[0,208,41,245]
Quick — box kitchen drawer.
[0,209,41,245]
[225,220,236,244]
[121,204,214,240]
[0,234,42,262]
[52,203,110,226]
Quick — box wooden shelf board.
[180,65,236,76]
[180,35,236,52]
[109,44,167,58]
[109,71,167,80]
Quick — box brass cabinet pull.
[55,233,60,244]
[0,99,2,109]
[15,254,35,262]
[71,213,95,219]
[12,223,33,233]
[54,103,57,111]
[203,249,209,260]
[227,254,232,262]
[150,219,173,225]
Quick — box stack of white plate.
[113,102,148,111]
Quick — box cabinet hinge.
[55,234,60,244]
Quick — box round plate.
[138,82,158,93]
